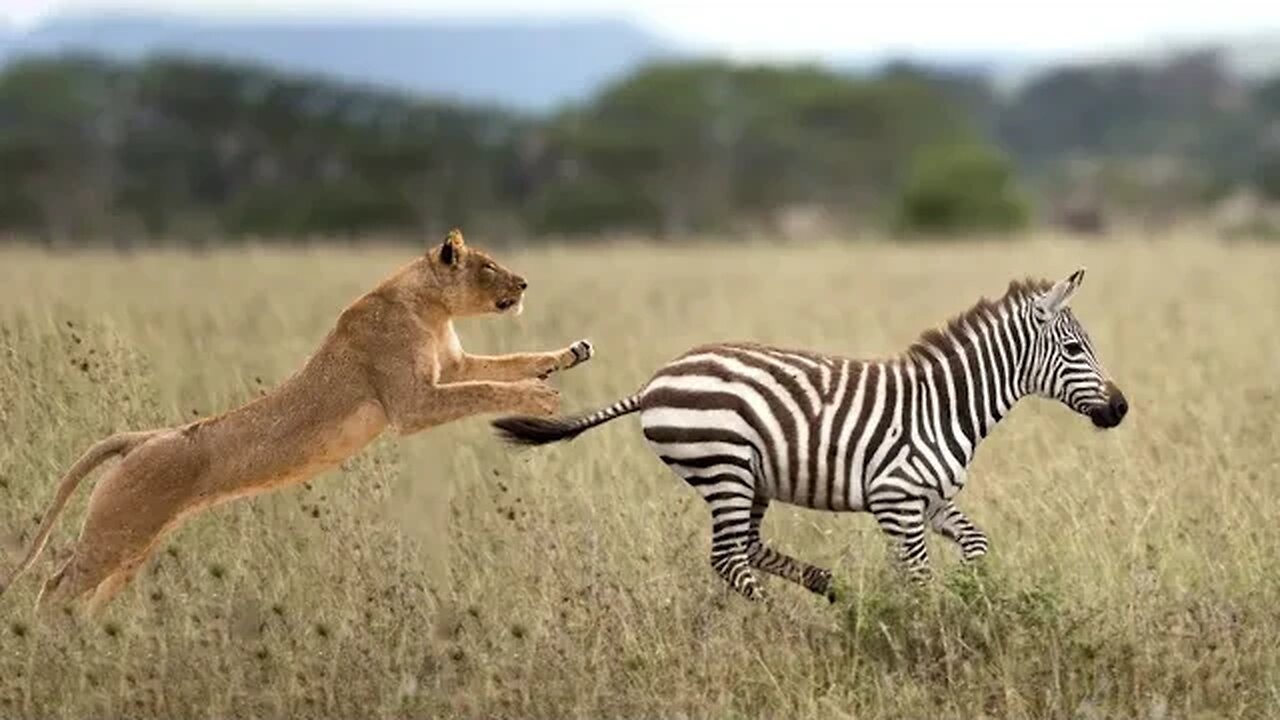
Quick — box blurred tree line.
[2,49,1280,244]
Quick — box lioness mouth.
[496,298,518,311]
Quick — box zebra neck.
[975,301,1034,441]
[919,299,1033,457]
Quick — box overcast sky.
[6,0,1280,60]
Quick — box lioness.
[0,229,592,616]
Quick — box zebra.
[491,268,1128,602]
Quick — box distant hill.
[2,12,1278,112]
[0,13,674,111]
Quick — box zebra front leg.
[927,499,990,562]
[745,498,836,602]
[705,493,766,601]
[870,496,932,585]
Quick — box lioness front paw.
[515,378,560,417]
[566,339,594,368]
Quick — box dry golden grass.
[1,232,1278,719]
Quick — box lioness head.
[430,229,528,316]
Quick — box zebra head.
[1026,268,1128,429]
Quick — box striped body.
[641,342,1002,512]
[493,271,1128,602]
[638,339,1004,599]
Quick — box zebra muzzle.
[1090,383,1128,428]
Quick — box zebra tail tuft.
[492,394,641,446]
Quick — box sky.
[4,0,1280,61]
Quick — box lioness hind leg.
[36,456,183,618]
[34,556,74,612]
[85,559,148,617]
[35,540,160,618]
[35,551,116,618]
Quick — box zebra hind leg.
[869,496,932,585]
[709,547,763,601]
[707,530,763,603]
[745,498,836,602]
[652,441,768,602]
[927,500,990,562]
[705,491,767,602]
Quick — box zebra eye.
[1063,341,1085,357]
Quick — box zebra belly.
[637,402,873,513]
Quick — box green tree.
[0,54,129,240]
[534,61,976,236]
[893,143,1029,235]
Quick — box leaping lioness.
[1,229,592,616]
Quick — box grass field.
[1,232,1279,719]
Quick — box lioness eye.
[482,264,496,273]
[1063,341,1084,357]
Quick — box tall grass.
[1,233,1278,718]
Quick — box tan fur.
[0,229,593,618]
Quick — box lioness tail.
[0,430,161,595]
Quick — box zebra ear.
[1036,267,1085,317]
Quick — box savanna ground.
[1,231,1278,719]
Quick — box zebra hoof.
[823,577,849,604]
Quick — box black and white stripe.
[492,268,1128,602]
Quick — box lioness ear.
[1036,266,1086,317]
[439,228,466,266]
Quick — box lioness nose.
[518,279,528,290]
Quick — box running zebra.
[492,268,1128,602]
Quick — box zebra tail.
[491,393,641,446]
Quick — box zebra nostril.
[1114,399,1128,418]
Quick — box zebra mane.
[900,276,1054,365]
